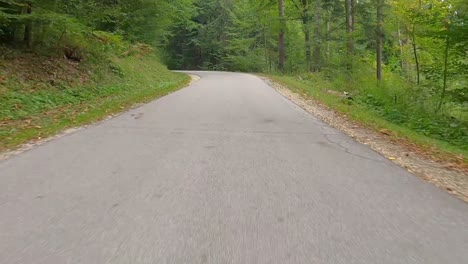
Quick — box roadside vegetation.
[0,1,190,151]
[1,0,466,163]
[268,75,467,165]
[162,0,467,163]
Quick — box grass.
[265,74,468,165]
[0,54,190,151]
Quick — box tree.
[224,0,275,72]
[345,0,354,55]
[292,0,313,71]
[312,0,322,71]
[278,0,286,72]
[376,0,384,80]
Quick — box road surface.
[1,72,467,264]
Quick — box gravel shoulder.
[261,76,468,203]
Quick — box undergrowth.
[0,45,189,151]
[268,67,467,161]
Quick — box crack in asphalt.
[322,132,386,164]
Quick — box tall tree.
[292,0,312,71]
[278,0,286,72]
[376,0,384,80]
[312,0,322,71]
[345,0,354,55]
[23,1,32,47]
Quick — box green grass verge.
[265,74,468,164]
[0,55,190,151]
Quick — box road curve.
[1,71,467,264]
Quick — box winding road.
[1,71,467,263]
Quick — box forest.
[163,0,467,153]
[0,0,467,157]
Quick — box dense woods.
[0,0,467,152]
[0,0,192,149]
[0,0,193,58]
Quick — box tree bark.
[326,17,330,59]
[301,0,312,71]
[278,0,286,72]
[24,1,33,48]
[437,31,450,112]
[13,6,26,43]
[411,1,422,84]
[376,0,384,80]
[303,19,312,71]
[411,26,420,85]
[263,24,270,72]
[312,0,322,72]
[397,22,405,74]
[344,0,354,73]
[345,0,354,55]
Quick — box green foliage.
[291,65,468,149]
[165,0,467,150]
[0,0,192,54]
[0,0,193,149]
[224,0,275,72]
[0,54,189,150]
[270,73,468,158]
[0,0,465,152]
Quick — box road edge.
[259,75,468,203]
[0,74,200,161]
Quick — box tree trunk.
[303,20,312,71]
[437,32,450,113]
[345,0,354,73]
[264,24,269,72]
[13,4,25,43]
[397,22,405,74]
[326,17,330,59]
[411,26,420,85]
[312,0,322,72]
[411,1,422,84]
[376,0,384,80]
[345,0,354,55]
[278,0,286,72]
[24,2,33,48]
[301,0,312,71]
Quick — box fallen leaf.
[379,129,392,135]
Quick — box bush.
[291,62,468,149]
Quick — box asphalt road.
[1,71,467,264]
